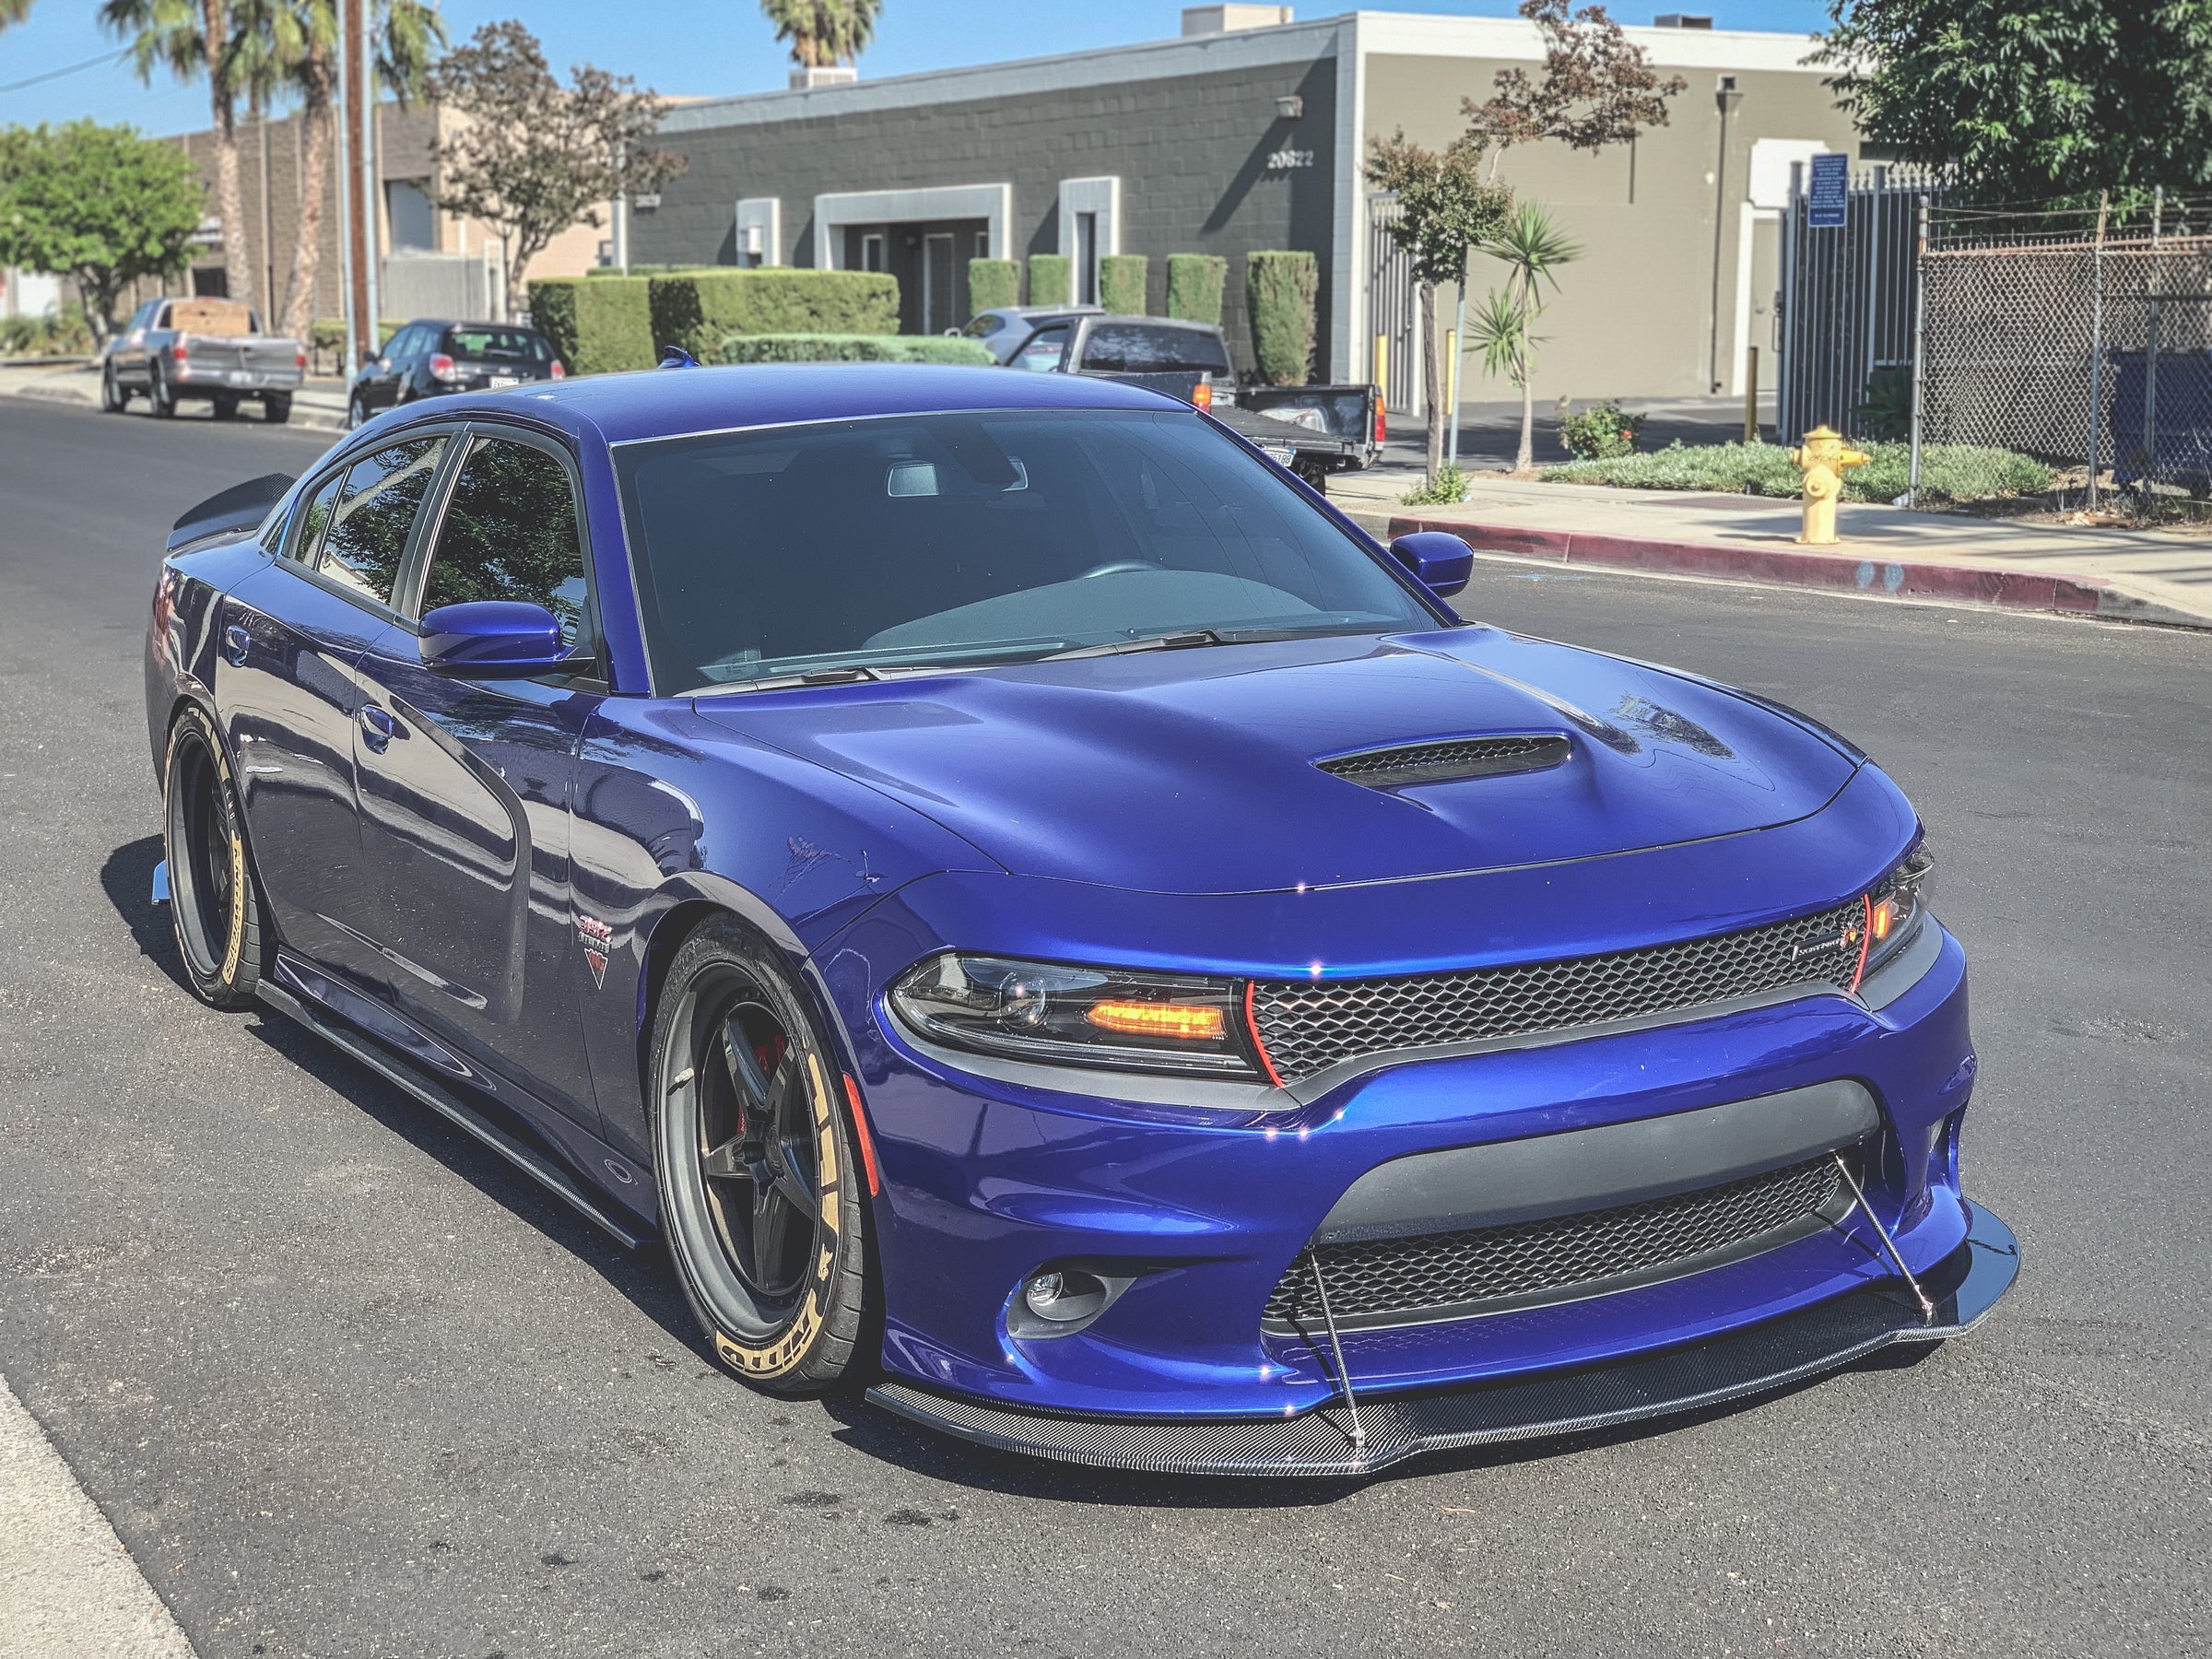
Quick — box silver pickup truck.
[100,296,304,422]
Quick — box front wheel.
[161,704,265,1008]
[650,918,872,1394]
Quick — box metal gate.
[1775,166,1934,440]
[1367,194,1420,416]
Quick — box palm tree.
[1468,201,1581,474]
[221,0,439,340]
[101,0,255,312]
[761,0,883,69]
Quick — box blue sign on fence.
[1808,152,1849,228]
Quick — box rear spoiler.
[167,472,295,552]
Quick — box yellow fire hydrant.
[1786,425,1870,545]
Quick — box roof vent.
[1654,13,1714,26]
[1182,5,1293,36]
[1317,733,1571,789]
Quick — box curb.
[1383,512,2210,631]
[1,375,346,432]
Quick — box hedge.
[1246,251,1317,385]
[526,276,654,375]
[1100,254,1147,315]
[1165,253,1227,325]
[968,258,1019,313]
[649,271,900,363]
[716,334,996,365]
[1028,253,1072,308]
[1543,440,2057,503]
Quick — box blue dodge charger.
[145,364,2015,1475]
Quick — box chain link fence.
[1914,210,2212,515]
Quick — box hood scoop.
[1317,732,1572,790]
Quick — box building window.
[386,179,436,252]
[861,232,887,273]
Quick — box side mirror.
[419,602,582,678]
[1388,531,1475,599]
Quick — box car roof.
[415,319,544,333]
[403,361,1193,446]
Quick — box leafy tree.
[426,20,688,317]
[1463,0,1686,179]
[0,0,32,29]
[1365,131,1514,486]
[761,0,884,69]
[1819,0,2212,203]
[1466,202,1582,474]
[100,0,256,312]
[0,121,205,338]
[221,0,441,338]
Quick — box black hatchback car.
[347,319,563,425]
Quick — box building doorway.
[924,233,957,334]
[841,218,988,333]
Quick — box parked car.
[100,296,303,422]
[146,362,2015,1477]
[997,312,1382,488]
[347,319,563,427]
[954,303,1103,363]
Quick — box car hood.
[690,629,1860,897]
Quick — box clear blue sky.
[1,0,1833,135]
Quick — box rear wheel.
[100,366,127,412]
[650,918,872,1394]
[345,392,366,429]
[148,365,177,418]
[263,391,292,424]
[211,391,241,419]
[161,704,265,1008]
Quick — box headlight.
[888,954,1262,1077]
[1860,839,1935,981]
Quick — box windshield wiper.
[1038,629,1230,662]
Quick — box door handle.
[224,624,251,667]
[359,704,400,752]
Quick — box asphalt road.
[2,394,2207,1658]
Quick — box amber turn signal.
[1085,1001,1228,1041]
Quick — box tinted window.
[443,326,548,362]
[386,325,424,359]
[290,471,343,565]
[963,314,1004,338]
[616,409,1437,693]
[317,437,447,606]
[420,438,587,644]
[1078,324,1231,374]
[1010,325,1068,372]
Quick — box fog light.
[1023,1269,1107,1325]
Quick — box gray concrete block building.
[631,7,1862,411]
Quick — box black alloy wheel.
[161,704,265,1008]
[651,918,871,1393]
[148,365,177,418]
[100,365,126,412]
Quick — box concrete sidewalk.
[1330,466,2212,629]
[0,360,347,431]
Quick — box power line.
[0,46,133,96]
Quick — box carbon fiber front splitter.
[866,1200,2018,1477]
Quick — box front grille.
[1317,733,1571,788]
[1251,897,1865,1081]
[1265,1153,1846,1331]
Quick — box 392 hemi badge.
[576,914,615,987]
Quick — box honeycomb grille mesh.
[1316,733,1571,788]
[1265,1154,1845,1329]
[1252,897,1865,1081]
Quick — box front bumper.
[869,1200,2018,1477]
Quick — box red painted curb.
[1387,514,2121,619]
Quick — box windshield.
[1078,323,1230,374]
[615,409,1442,693]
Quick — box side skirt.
[254,976,653,1251]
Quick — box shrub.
[1540,440,2055,503]
[0,310,91,356]
[1401,465,1471,506]
[528,276,654,375]
[968,258,1019,314]
[1028,253,1072,308]
[1099,253,1147,315]
[1165,253,1227,324]
[1559,399,1646,460]
[649,270,900,363]
[715,334,995,365]
[584,263,717,276]
[1246,250,1317,386]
